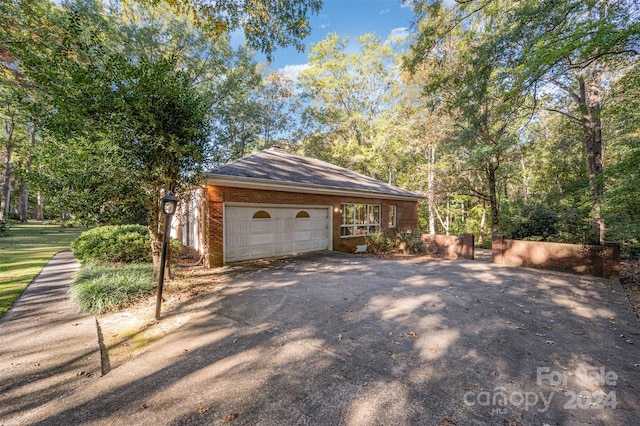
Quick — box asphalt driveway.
[3,252,640,425]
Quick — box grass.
[0,221,86,319]
[70,263,154,314]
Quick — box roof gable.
[206,148,422,200]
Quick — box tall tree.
[299,33,399,178]
[409,0,640,243]
[254,71,302,149]
[406,2,530,235]
[154,0,323,59]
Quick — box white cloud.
[379,8,391,15]
[279,64,311,83]
[318,22,331,29]
[388,27,410,41]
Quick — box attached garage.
[224,205,331,262]
[199,147,423,267]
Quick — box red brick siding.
[204,185,419,266]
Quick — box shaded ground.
[620,260,640,320]
[4,252,639,425]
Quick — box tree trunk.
[579,75,605,244]
[36,192,44,221]
[17,125,36,223]
[427,145,436,234]
[149,195,173,281]
[1,148,13,221]
[479,200,486,245]
[487,162,499,235]
[520,153,530,204]
[445,197,450,235]
[17,185,28,222]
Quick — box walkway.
[0,251,101,424]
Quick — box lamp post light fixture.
[155,190,179,320]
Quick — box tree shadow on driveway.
[14,252,640,425]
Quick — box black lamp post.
[155,190,179,320]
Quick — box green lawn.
[0,222,85,319]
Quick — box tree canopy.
[1,0,639,257]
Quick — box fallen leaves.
[198,406,208,414]
[440,417,457,425]
[224,412,238,422]
[138,403,147,411]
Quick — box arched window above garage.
[252,210,271,219]
[295,211,310,218]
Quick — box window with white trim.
[388,205,397,228]
[341,204,380,237]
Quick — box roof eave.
[205,174,424,202]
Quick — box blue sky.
[252,0,417,80]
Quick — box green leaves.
[154,0,322,60]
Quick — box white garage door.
[224,206,330,263]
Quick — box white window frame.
[388,205,397,228]
[341,203,381,237]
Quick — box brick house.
[175,147,423,267]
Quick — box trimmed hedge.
[71,225,152,264]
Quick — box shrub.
[395,230,424,254]
[169,238,181,263]
[70,263,154,314]
[365,229,425,254]
[365,230,395,254]
[71,225,152,264]
[511,207,558,241]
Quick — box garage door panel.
[250,245,273,257]
[225,206,330,262]
[251,220,273,233]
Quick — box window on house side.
[252,210,271,219]
[341,204,380,237]
[389,205,397,228]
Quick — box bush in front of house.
[395,230,424,254]
[71,225,152,264]
[365,229,425,255]
[365,230,396,254]
[70,225,183,314]
[69,263,154,314]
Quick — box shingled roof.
[205,148,423,200]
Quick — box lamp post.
[155,190,179,320]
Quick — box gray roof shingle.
[206,148,422,200]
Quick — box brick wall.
[204,185,419,267]
[420,233,475,260]
[492,235,620,280]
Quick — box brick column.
[461,233,475,260]
[492,234,504,264]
